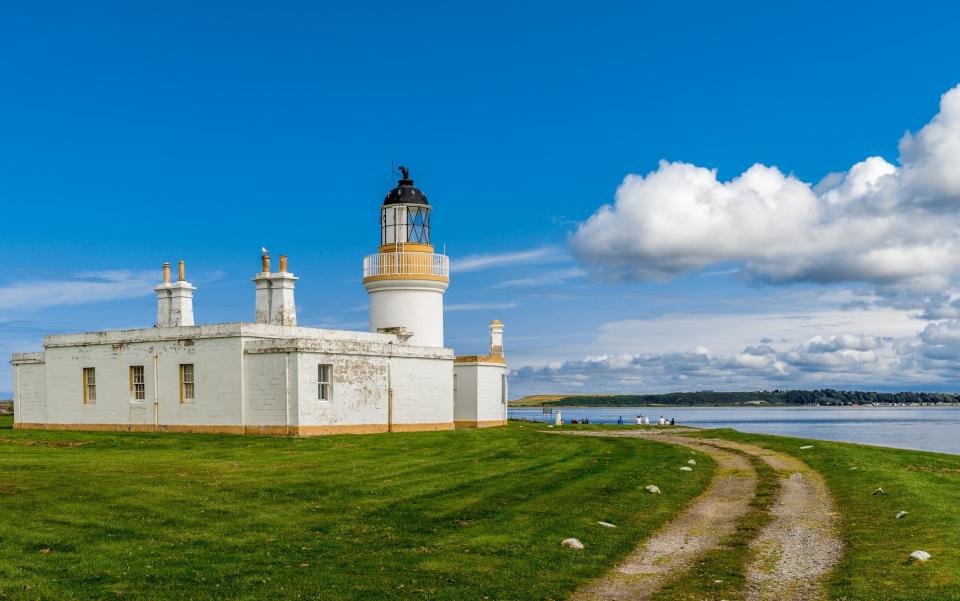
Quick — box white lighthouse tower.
[363,167,450,347]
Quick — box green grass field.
[698,429,960,601]
[0,417,713,600]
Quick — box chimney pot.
[279,255,288,273]
[262,254,271,273]
[178,260,186,282]
[162,262,171,284]
[490,319,505,357]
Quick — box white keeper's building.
[10,169,508,435]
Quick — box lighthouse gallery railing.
[363,252,449,278]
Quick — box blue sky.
[4,1,960,397]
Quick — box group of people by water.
[619,414,675,426]
[559,414,677,426]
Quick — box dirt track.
[560,429,843,601]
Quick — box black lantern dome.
[383,166,429,206]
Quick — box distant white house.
[11,169,508,435]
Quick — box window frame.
[82,367,96,404]
[317,363,332,401]
[130,365,146,402]
[179,363,195,403]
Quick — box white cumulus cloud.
[571,84,960,292]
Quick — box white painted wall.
[365,279,447,347]
[13,323,458,433]
[453,362,507,424]
[475,364,507,423]
[243,351,292,427]
[389,356,454,426]
[453,364,479,422]
[12,358,46,425]
[36,336,243,428]
[294,351,390,427]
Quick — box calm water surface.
[508,406,960,455]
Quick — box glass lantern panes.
[406,206,430,244]
[381,204,431,245]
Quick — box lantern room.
[381,166,431,246]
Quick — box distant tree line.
[531,390,960,407]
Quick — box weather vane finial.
[399,165,410,180]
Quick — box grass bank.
[696,429,960,601]
[0,417,712,600]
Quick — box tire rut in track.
[562,432,758,601]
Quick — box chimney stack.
[490,320,504,357]
[252,252,298,326]
[156,260,195,327]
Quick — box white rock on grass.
[896,511,909,520]
[562,538,584,550]
[800,445,814,449]
[687,459,697,465]
[871,487,885,495]
[597,521,616,528]
[645,485,661,494]
[679,466,693,472]
[910,550,931,562]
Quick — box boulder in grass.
[687,459,696,465]
[679,466,693,472]
[910,550,931,562]
[645,485,661,494]
[871,487,885,496]
[800,445,814,450]
[562,538,584,550]
[597,521,616,528]
[896,511,909,520]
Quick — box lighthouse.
[363,167,450,347]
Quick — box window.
[130,366,146,401]
[179,364,195,402]
[82,368,96,403]
[318,364,332,401]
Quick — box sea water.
[507,406,960,455]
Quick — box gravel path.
[698,438,843,601]
[557,430,842,601]
[564,433,758,601]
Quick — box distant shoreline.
[509,390,960,409]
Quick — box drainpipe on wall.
[152,354,159,430]
[239,344,246,434]
[387,357,393,433]
[284,352,291,435]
